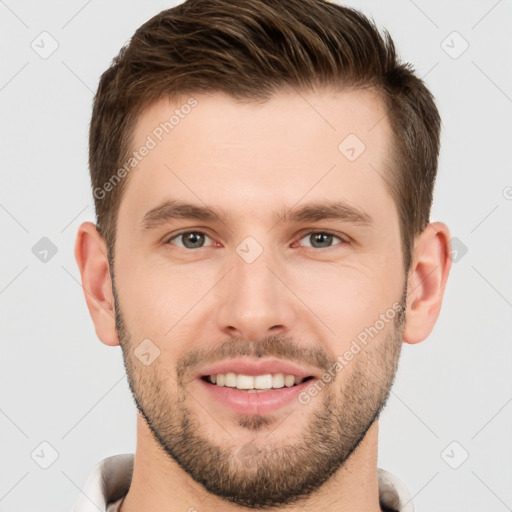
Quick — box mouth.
[195,358,320,415]
[201,373,315,392]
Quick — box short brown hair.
[89,0,440,272]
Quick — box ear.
[403,222,452,344]
[74,221,119,346]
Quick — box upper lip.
[196,358,320,380]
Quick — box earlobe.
[74,221,120,346]
[403,222,452,344]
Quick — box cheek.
[286,261,403,350]
[115,254,219,341]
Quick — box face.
[112,89,407,507]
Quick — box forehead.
[119,88,395,227]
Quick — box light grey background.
[1,1,511,511]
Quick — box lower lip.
[199,378,314,415]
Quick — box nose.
[215,247,296,341]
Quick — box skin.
[75,88,451,512]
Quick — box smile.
[202,372,314,392]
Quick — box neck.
[120,414,382,512]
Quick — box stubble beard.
[113,278,406,508]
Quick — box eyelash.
[165,230,348,250]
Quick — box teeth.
[272,373,284,388]
[225,372,237,387]
[254,374,272,389]
[237,374,254,389]
[284,375,295,387]
[207,372,307,390]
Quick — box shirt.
[71,454,415,512]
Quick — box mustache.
[176,335,333,383]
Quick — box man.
[73,0,451,510]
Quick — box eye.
[166,231,215,249]
[296,231,346,249]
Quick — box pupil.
[184,232,204,248]
[312,233,332,248]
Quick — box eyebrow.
[140,199,373,231]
